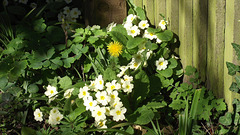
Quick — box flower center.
[50,90,54,94]
[100,96,105,100]
[150,33,154,36]
[126,85,130,89]
[142,24,146,27]
[56,116,60,121]
[159,62,164,66]
[89,102,93,106]
[83,91,86,96]
[38,113,41,117]
[111,95,115,99]
[97,111,102,116]
[131,30,136,34]
[111,85,115,90]
[116,110,121,115]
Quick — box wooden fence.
[87,0,240,111]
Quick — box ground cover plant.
[0,0,233,134]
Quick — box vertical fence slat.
[193,0,207,83]
[207,0,226,98]
[133,0,143,8]
[224,0,240,111]
[154,0,166,27]
[143,0,155,25]
[166,0,179,35]
[179,0,193,82]
[87,0,126,27]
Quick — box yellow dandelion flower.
[107,41,123,57]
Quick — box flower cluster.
[78,74,134,129]
[57,6,81,30]
[33,107,64,126]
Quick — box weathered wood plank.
[207,0,226,98]
[154,0,166,27]
[166,0,179,35]
[143,0,155,25]
[179,0,193,83]
[192,0,207,83]
[87,0,127,27]
[133,0,143,8]
[224,0,240,111]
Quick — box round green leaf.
[28,84,39,94]
[127,37,146,49]
[156,30,173,41]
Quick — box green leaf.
[147,27,161,34]
[211,99,226,112]
[232,43,240,60]
[51,57,63,66]
[59,76,72,89]
[156,30,173,42]
[169,99,185,110]
[127,37,146,49]
[11,60,28,76]
[136,7,146,20]
[235,75,240,88]
[109,31,128,46]
[73,36,85,43]
[168,58,178,69]
[130,105,154,125]
[21,127,36,135]
[87,36,99,44]
[219,112,232,126]
[185,66,197,76]
[0,76,8,89]
[42,60,51,67]
[28,84,39,94]
[81,46,89,54]
[33,18,47,33]
[68,105,86,122]
[103,68,117,81]
[146,101,167,109]
[63,57,75,68]
[46,48,55,59]
[145,42,158,51]
[226,62,239,76]
[229,82,239,93]
[157,68,173,78]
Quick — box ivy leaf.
[127,37,146,49]
[226,62,239,76]
[219,112,232,126]
[229,82,239,93]
[235,75,240,89]
[232,43,240,60]
[59,76,72,89]
[156,30,173,42]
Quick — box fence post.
[85,0,127,27]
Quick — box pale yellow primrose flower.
[159,20,167,30]
[34,108,43,122]
[64,88,74,99]
[110,107,127,122]
[138,20,149,29]
[95,91,110,106]
[127,25,140,38]
[91,105,106,122]
[156,57,168,70]
[44,85,58,99]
